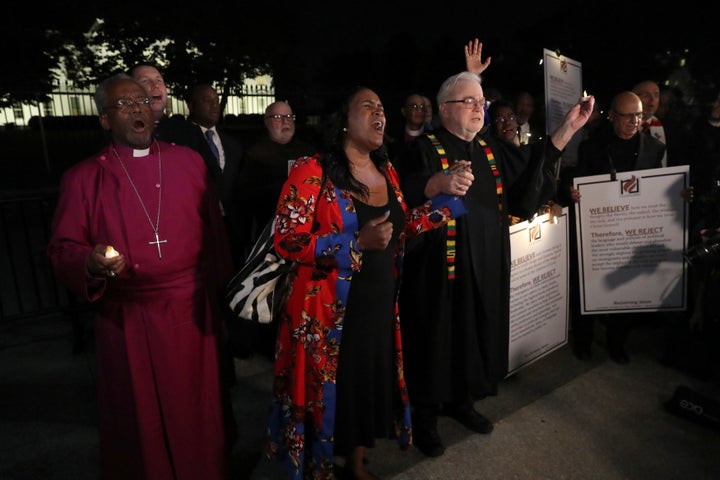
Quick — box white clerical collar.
[405,126,424,137]
[133,148,151,157]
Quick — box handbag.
[226,218,295,323]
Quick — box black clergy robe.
[395,128,561,405]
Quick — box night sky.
[279,1,714,104]
[5,1,716,118]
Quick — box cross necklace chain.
[112,141,167,259]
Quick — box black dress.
[333,180,405,455]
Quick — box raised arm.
[550,95,595,151]
[465,38,492,76]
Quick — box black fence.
[0,188,90,351]
[0,117,273,190]
[1,82,276,128]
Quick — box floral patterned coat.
[267,154,465,479]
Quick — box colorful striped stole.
[478,138,503,218]
[426,134,503,279]
[427,134,457,280]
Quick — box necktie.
[205,129,220,165]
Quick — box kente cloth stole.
[426,134,502,280]
[478,138,503,217]
[427,134,456,279]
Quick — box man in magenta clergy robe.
[47,73,235,480]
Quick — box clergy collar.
[113,143,154,158]
[405,125,424,137]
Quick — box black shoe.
[609,348,630,365]
[452,408,494,434]
[413,423,445,457]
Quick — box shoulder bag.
[226,218,295,323]
[226,166,325,323]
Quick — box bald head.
[264,101,296,145]
[609,91,643,140]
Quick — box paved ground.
[1,315,719,480]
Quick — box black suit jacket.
[188,125,244,218]
[154,115,195,143]
[158,118,247,265]
[662,119,697,169]
[190,125,246,264]
[575,129,666,178]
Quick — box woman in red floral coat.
[266,87,472,479]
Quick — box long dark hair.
[321,86,389,199]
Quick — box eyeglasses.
[407,103,426,111]
[494,114,517,124]
[444,97,486,109]
[613,111,643,122]
[105,97,151,113]
[267,114,296,122]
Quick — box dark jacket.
[157,117,246,265]
[574,129,666,178]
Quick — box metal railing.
[1,80,276,127]
[0,80,277,189]
[0,188,91,351]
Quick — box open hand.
[465,38,491,75]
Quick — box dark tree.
[2,4,96,106]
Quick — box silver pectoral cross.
[149,232,167,259]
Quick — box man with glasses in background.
[241,101,316,234]
[568,91,665,364]
[388,93,433,159]
[238,100,315,358]
[395,70,594,457]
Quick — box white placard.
[508,209,569,375]
[573,166,690,314]
[543,49,583,135]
